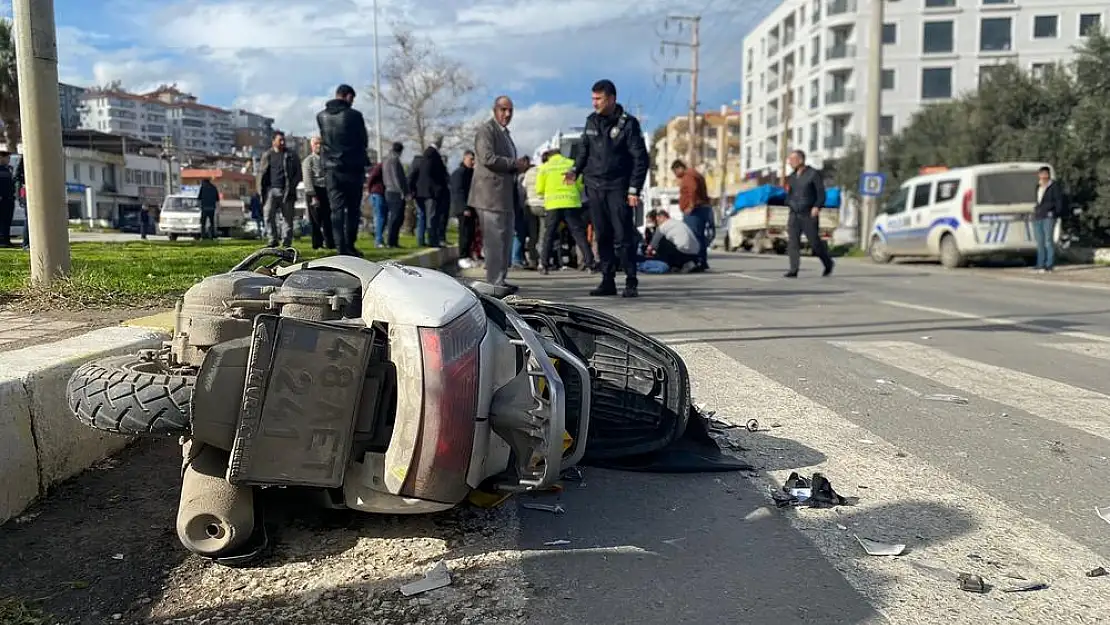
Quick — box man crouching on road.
[645,209,702,273]
[564,79,650,298]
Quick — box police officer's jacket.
[570,104,650,195]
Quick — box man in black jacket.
[316,84,369,256]
[450,150,477,262]
[415,135,450,248]
[564,79,649,298]
[784,149,833,278]
[197,179,221,239]
[257,131,302,247]
[407,152,427,246]
[1033,165,1066,272]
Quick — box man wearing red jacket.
[366,160,387,248]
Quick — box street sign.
[859,172,885,197]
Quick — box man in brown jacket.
[468,95,530,292]
[671,159,712,271]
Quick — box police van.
[869,162,1057,268]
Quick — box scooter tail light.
[404,304,485,503]
[961,189,974,223]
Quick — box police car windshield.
[164,196,201,212]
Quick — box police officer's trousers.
[587,187,637,288]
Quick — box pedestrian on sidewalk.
[451,149,478,266]
[469,95,530,293]
[301,136,335,250]
[316,83,370,256]
[564,79,649,298]
[366,159,387,248]
[0,152,16,247]
[414,135,450,248]
[783,149,834,278]
[671,159,712,271]
[381,142,408,247]
[257,131,302,247]
[197,178,221,240]
[535,148,594,274]
[1033,166,1065,273]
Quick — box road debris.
[522,503,566,515]
[957,573,988,593]
[876,378,894,385]
[923,394,969,405]
[1098,506,1110,524]
[543,540,571,546]
[111,553,124,560]
[772,472,851,508]
[1087,566,1107,578]
[855,536,906,557]
[1003,581,1048,593]
[745,419,760,432]
[399,561,452,597]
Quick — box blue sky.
[14,0,780,153]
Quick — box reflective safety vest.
[535,153,585,210]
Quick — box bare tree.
[88,79,126,93]
[370,27,479,153]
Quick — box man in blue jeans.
[1033,166,1065,273]
[671,159,712,271]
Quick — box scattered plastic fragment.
[1098,506,1110,524]
[921,336,932,340]
[400,561,452,596]
[957,573,987,593]
[858,439,876,445]
[770,422,783,428]
[522,503,566,515]
[855,536,906,556]
[1087,566,1107,578]
[923,394,969,405]
[543,540,571,546]
[111,553,124,560]
[745,419,760,432]
[1002,581,1048,593]
[836,524,848,531]
[875,378,894,385]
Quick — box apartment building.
[78,85,237,156]
[58,83,87,130]
[740,0,1107,175]
[231,109,276,157]
[653,109,743,191]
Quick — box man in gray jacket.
[382,141,408,247]
[301,136,335,249]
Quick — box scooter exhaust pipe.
[176,443,255,558]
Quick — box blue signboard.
[65,183,87,194]
[858,172,886,197]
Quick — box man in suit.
[316,83,369,256]
[1033,166,1066,273]
[257,131,303,248]
[468,95,531,292]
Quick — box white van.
[869,162,1058,268]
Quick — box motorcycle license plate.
[228,315,375,488]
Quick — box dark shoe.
[538,266,549,275]
[822,260,835,277]
[267,240,280,248]
[351,247,364,258]
[590,283,618,297]
[783,271,798,278]
[621,286,639,298]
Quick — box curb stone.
[0,246,457,525]
[0,326,167,524]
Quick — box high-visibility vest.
[535,154,585,210]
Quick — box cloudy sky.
[14,0,780,155]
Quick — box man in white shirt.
[646,209,703,272]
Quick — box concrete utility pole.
[861,0,885,251]
[372,0,384,163]
[778,69,794,187]
[658,14,701,168]
[13,0,69,284]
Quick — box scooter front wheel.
[66,354,193,437]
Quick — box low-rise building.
[180,168,255,202]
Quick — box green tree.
[0,19,20,149]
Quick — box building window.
[921,67,953,99]
[1033,15,1058,39]
[1031,62,1055,80]
[882,23,897,44]
[882,69,895,90]
[879,116,894,136]
[981,0,1013,4]
[72,164,79,182]
[88,165,95,181]
[924,0,955,7]
[809,122,818,152]
[1079,14,1102,37]
[923,21,954,54]
[979,65,1004,87]
[980,17,1012,52]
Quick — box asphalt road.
[5,251,1110,625]
[510,252,1110,625]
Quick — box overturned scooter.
[65,249,739,563]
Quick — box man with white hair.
[301,136,335,249]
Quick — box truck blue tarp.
[730,184,841,215]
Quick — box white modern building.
[740,0,1107,175]
[78,86,237,156]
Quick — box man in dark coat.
[783,149,833,278]
[415,135,450,248]
[316,83,369,256]
[450,149,477,262]
[257,131,302,247]
[196,178,221,240]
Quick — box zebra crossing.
[671,334,1110,624]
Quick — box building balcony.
[766,115,779,129]
[768,77,780,91]
[825,89,855,105]
[827,0,857,17]
[826,44,856,60]
[824,135,846,149]
[768,40,780,56]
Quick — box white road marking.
[1040,341,1110,361]
[832,340,1110,441]
[675,342,1110,624]
[723,272,775,282]
[879,299,1110,343]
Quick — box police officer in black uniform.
[564,79,649,298]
